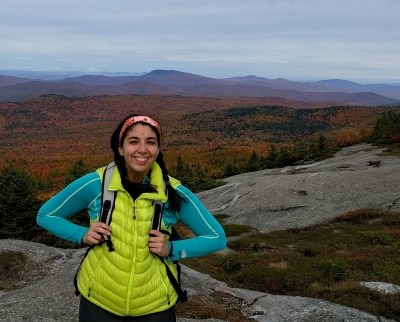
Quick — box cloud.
[0,0,399,82]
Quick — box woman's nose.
[138,141,147,152]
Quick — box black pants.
[79,296,176,322]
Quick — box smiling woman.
[36,113,227,322]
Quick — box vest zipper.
[125,200,138,315]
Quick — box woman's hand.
[148,230,168,257]
[82,222,111,245]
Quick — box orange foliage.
[328,127,374,148]
[0,95,397,188]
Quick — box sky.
[1,0,400,83]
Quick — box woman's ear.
[118,144,124,157]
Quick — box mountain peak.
[141,69,213,85]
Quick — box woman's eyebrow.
[126,135,157,140]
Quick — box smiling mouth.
[134,156,149,164]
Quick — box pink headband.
[119,116,161,142]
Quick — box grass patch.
[222,224,255,237]
[214,213,256,237]
[0,251,27,284]
[176,291,257,321]
[183,208,400,321]
[379,143,400,157]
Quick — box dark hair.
[110,114,183,212]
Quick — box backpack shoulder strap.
[157,254,188,303]
[100,161,117,252]
[154,181,188,303]
[150,179,166,231]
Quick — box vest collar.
[108,162,167,202]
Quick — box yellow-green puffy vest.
[77,162,180,316]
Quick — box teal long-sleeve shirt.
[37,172,226,261]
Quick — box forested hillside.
[0,94,398,189]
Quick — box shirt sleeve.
[167,184,227,261]
[36,172,102,244]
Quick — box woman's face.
[118,123,159,182]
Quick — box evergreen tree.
[173,156,223,191]
[370,111,400,144]
[264,144,278,168]
[223,162,236,177]
[223,159,243,177]
[173,156,193,186]
[246,150,260,172]
[317,135,329,157]
[306,134,332,160]
[275,146,291,167]
[65,158,90,185]
[0,164,41,239]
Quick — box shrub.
[381,212,400,228]
[235,266,310,295]
[335,208,385,224]
[358,231,396,246]
[299,247,319,257]
[217,254,242,272]
[316,260,347,282]
[372,260,400,282]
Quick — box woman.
[37,114,226,321]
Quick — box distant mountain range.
[1,69,400,106]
